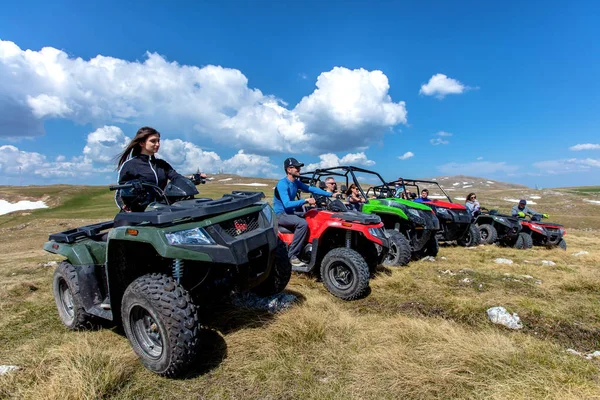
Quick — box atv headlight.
[165,227,215,245]
[368,227,385,238]
[530,224,545,233]
[407,208,420,217]
[436,207,449,215]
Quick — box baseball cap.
[283,157,304,169]
[519,199,527,205]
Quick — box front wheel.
[478,224,498,245]
[513,232,532,250]
[320,248,370,301]
[52,261,96,330]
[252,239,292,297]
[458,224,481,247]
[383,230,411,266]
[121,273,200,377]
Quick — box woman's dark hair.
[346,183,356,197]
[116,127,161,169]
[466,192,476,201]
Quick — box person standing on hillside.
[274,157,332,266]
[511,199,548,221]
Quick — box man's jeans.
[277,213,308,259]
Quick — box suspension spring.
[345,230,352,248]
[172,259,184,284]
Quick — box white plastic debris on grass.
[494,258,514,265]
[232,292,297,313]
[439,269,456,276]
[422,256,436,262]
[217,177,233,182]
[583,199,600,205]
[460,277,472,284]
[573,251,589,257]
[541,260,556,266]
[0,365,19,375]
[486,307,523,330]
[39,261,58,268]
[0,200,48,216]
[226,183,269,187]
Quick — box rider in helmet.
[511,199,548,221]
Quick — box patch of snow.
[463,181,469,184]
[486,181,495,184]
[431,178,437,181]
[529,195,541,199]
[217,177,233,182]
[0,200,48,216]
[502,197,536,205]
[0,365,19,375]
[452,182,459,186]
[462,185,473,189]
[39,261,58,268]
[429,195,447,199]
[494,258,514,265]
[487,307,523,330]
[541,260,556,266]
[232,292,297,313]
[573,251,589,257]
[422,256,436,262]
[226,183,268,187]
[583,199,600,205]
[455,197,466,201]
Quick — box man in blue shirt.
[274,157,332,266]
[413,188,431,203]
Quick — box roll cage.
[388,178,453,203]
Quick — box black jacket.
[118,154,182,189]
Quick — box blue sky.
[0,0,598,187]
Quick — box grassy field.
[0,179,599,399]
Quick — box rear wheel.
[383,230,411,266]
[53,261,96,330]
[320,248,370,301]
[478,224,498,245]
[121,273,200,377]
[422,236,439,258]
[458,224,481,247]
[252,239,292,297]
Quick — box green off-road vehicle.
[301,166,440,266]
[43,177,291,377]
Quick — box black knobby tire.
[253,239,292,297]
[121,273,200,377]
[558,239,567,251]
[52,261,96,330]
[383,230,411,267]
[520,232,533,249]
[478,224,498,245]
[458,224,481,247]
[512,233,525,249]
[417,236,439,259]
[320,247,370,301]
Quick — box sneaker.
[290,256,305,267]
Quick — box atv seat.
[278,226,294,234]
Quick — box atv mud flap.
[76,264,113,320]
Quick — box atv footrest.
[49,221,115,243]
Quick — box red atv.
[518,216,567,250]
[277,198,389,301]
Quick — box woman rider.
[115,126,204,211]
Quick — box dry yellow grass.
[1,181,599,399]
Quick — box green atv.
[43,177,291,377]
[300,166,440,266]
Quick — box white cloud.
[436,131,453,137]
[398,151,414,160]
[0,40,408,153]
[569,143,600,151]
[533,158,600,174]
[419,74,470,99]
[477,156,483,160]
[83,126,130,164]
[437,161,519,175]
[430,138,449,146]
[305,152,375,171]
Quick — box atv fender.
[43,241,98,266]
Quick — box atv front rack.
[49,221,114,243]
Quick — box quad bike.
[43,176,291,377]
[473,208,529,249]
[391,178,480,247]
[517,215,567,250]
[299,166,439,265]
[276,194,389,301]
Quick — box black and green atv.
[300,166,440,266]
[43,177,291,377]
